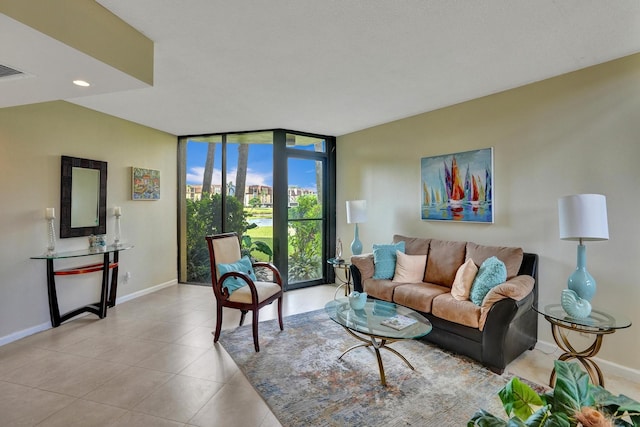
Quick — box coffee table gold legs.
[548,321,612,387]
[338,326,414,386]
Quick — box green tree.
[186,193,249,283]
[249,197,261,209]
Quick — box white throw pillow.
[392,250,427,283]
[451,258,479,301]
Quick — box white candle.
[45,208,55,220]
[114,206,122,216]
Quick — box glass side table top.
[535,304,631,331]
[327,257,350,266]
[31,244,134,260]
[325,298,432,339]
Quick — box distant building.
[186,183,315,207]
[186,184,222,201]
[288,186,316,207]
[245,185,273,207]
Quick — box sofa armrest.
[350,253,374,280]
[350,253,374,293]
[479,275,534,330]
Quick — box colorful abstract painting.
[132,167,160,200]
[421,148,493,223]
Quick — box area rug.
[219,309,523,427]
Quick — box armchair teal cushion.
[373,241,406,279]
[470,256,507,305]
[217,256,257,293]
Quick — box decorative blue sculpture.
[561,289,592,319]
[349,291,367,310]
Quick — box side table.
[534,304,631,387]
[327,258,352,296]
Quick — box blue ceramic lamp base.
[351,223,363,255]
[562,244,595,318]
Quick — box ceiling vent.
[0,64,26,79]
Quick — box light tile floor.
[1,284,638,426]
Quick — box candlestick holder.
[46,217,56,256]
[114,213,122,247]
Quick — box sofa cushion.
[362,278,405,302]
[470,256,507,305]
[373,241,405,279]
[424,239,466,287]
[465,242,523,280]
[451,258,479,301]
[392,251,427,283]
[432,293,481,329]
[392,282,449,313]
[393,235,430,256]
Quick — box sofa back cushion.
[465,242,523,280]
[393,235,430,256]
[425,239,466,287]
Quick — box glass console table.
[534,304,631,387]
[31,244,133,327]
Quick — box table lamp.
[558,194,609,318]
[346,200,367,255]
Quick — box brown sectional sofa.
[350,234,539,374]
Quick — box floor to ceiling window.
[178,130,336,290]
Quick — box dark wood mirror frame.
[60,155,108,238]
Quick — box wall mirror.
[60,155,107,238]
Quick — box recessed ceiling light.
[73,80,90,87]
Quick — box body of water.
[249,218,273,227]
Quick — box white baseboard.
[0,321,52,346]
[115,279,178,304]
[535,339,640,384]
[0,279,179,347]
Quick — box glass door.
[287,157,324,285]
[282,132,332,290]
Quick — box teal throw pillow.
[373,241,406,279]
[469,256,507,305]
[217,256,257,293]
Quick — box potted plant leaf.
[469,360,640,427]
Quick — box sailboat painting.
[421,148,494,223]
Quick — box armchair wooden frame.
[206,232,283,351]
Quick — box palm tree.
[202,143,215,194]
[236,144,249,204]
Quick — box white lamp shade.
[346,200,367,224]
[558,194,609,241]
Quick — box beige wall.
[0,101,177,342]
[337,54,640,372]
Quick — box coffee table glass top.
[325,298,432,339]
[535,304,631,330]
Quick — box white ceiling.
[3,1,640,137]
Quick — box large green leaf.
[524,408,571,427]
[499,377,545,420]
[591,386,640,426]
[552,361,593,416]
[468,410,511,427]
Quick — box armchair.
[205,232,283,351]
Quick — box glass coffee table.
[325,298,432,386]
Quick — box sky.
[186,141,319,190]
